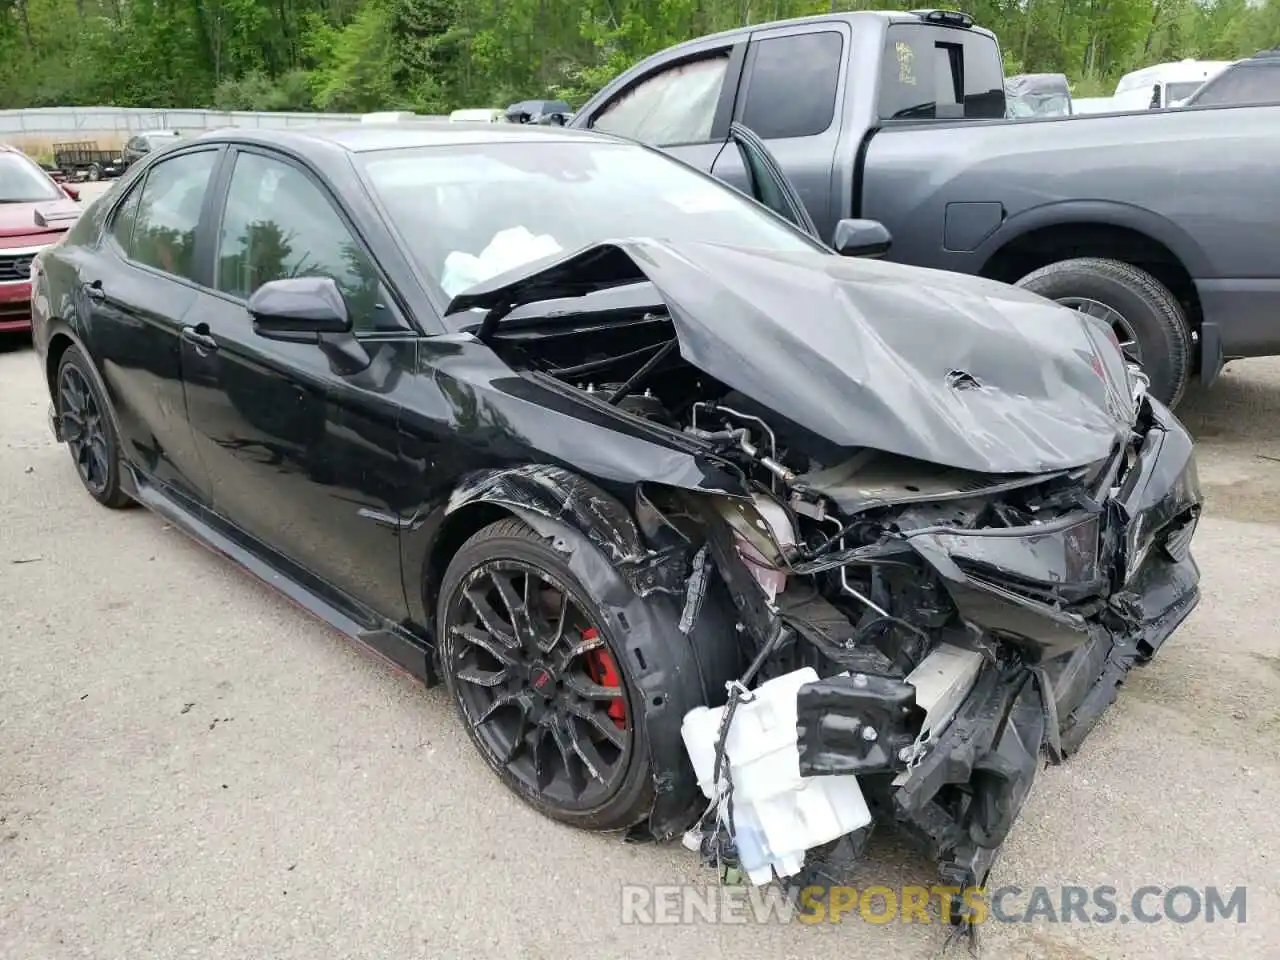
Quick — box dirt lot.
[1,224,1277,957]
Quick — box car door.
[728,123,821,241]
[573,41,747,176]
[178,145,416,621]
[82,146,222,505]
[710,23,849,245]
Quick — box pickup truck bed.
[861,104,1280,383]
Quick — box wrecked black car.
[31,122,1202,912]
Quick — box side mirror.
[247,276,371,375]
[831,218,892,258]
[62,184,79,201]
[248,276,351,338]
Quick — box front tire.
[56,346,132,509]
[437,518,656,831]
[1015,257,1192,408]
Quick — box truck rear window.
[878,24,1005,121]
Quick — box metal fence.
[0,106,447,148]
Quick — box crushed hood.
[447,239,1136,475]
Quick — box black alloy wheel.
[57,347,132,508]
[439,519,654,829]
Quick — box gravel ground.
[1,194,1277,958]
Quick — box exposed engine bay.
[454,240,1204,927]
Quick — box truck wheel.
[86,163,102,182]
[1015,257,1191,408]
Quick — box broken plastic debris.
[681,668,872,886]
[441,226,563,297]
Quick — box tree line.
[1,0,1277,113]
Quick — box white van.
[360,111,418,123]
[448,108,505,123]
[1113,59,1234,109]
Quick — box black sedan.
[30,122,1202,899]
[122,129,185,169]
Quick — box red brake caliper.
[581,627,626,729]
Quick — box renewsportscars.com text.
[620,884,1248,926]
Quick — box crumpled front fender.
[446,464,647,565]
[444,464,691,598]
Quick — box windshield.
[356,140,823,309]
[0,153,61,203]
[1007,92,1071,117]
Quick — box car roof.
[629,9,994,56]
[195,121,611,154]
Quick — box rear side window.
[110,186,143,255]
[1190,64,1280,106]
[739,32,844,139]
[590,54,729,146]
[879,24,1005,120]
[129,150,217,282]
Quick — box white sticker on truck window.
[896,41,917,85]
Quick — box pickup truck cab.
[571,10,1280,407]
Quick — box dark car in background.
[505,100,573,125]
[122,129,185,169]
[0,145,80,333]
[29,121,1201,906]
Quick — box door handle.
[84,280,105,302]
[181,324,219,353]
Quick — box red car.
[0,145,80,334]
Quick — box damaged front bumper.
[785,397,1201,894]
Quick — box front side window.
[1163,81,1203,103]
[0,152,62,203]
[129,150,217,281]
[590,54,730,146]
[739,32,844,139]
[357,140,824,319]
[215,151,396,332]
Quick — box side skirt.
[130,468,438,687]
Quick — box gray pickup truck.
[570,9,1280,407]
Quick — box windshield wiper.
[888,101,938,119]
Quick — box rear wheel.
[86,163,102,182]
[56,346,132,509]
[437,518,655,830]
[1015,257,1192,408]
